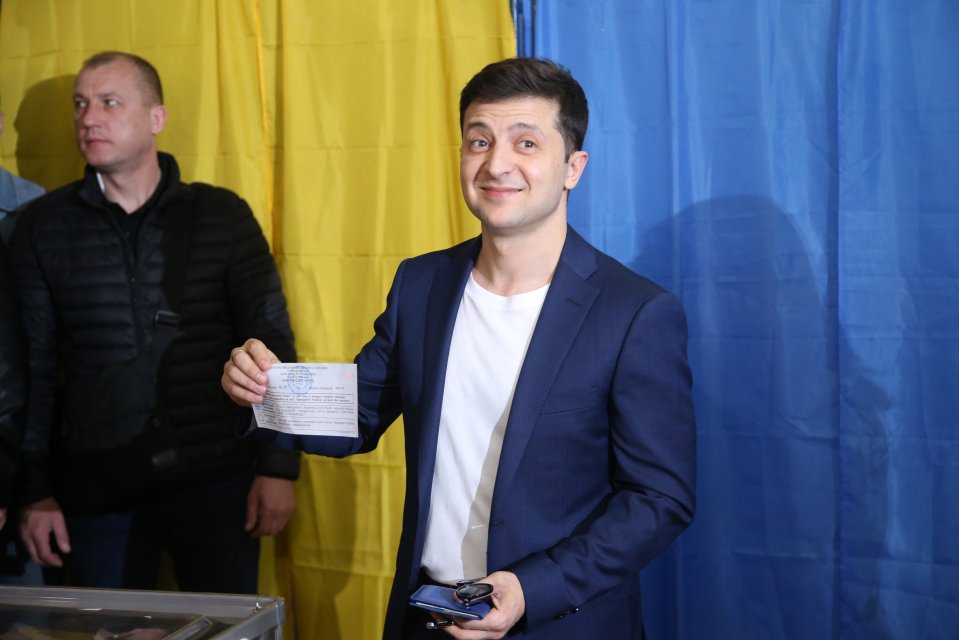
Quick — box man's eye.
[519,140,536,149]
[105,98,119,107]
[73,100,87,111]
[470,139,489,149]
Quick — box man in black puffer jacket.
[8,51,299,593]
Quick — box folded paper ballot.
[252,362,358,437]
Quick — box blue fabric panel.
[514,0,959,638]
[836,2,959,638]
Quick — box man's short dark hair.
[459,57,588,158]
[80,51,164,106]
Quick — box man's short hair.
[79,51,164,106]
[459,57,588,158]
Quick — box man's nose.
[77,104,98,127]
[483,144,514,177]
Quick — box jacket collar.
[492,227,600,504]
[414,236,482,520]
[77,151,182,213]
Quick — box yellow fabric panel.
[0,1,514,638]
[0,0,273,238]
[263,2,513,637]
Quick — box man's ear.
[150,104,168,136]
[564,150,588,190]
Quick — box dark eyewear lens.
[455,582,493,606]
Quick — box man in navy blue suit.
[223,58,696,639]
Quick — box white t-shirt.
[420,272,549,584]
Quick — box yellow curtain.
[0,2,514,638]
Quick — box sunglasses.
[454,579,494,607]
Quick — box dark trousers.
[60,473,259,594]
[401,606,446,640]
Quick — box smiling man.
[8,51,299,593]
[224,58,696,639]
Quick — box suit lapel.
[491,228,600,502]
[415,238,480,517]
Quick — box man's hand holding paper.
[221,339,358,437]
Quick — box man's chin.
[80,150,105,165]
[81,153,113,172]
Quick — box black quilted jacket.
[9,153,299,511]
[0,239,26,508]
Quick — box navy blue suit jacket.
[268,227,696,638]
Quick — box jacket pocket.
[539,385,604,414]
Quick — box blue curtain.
[513,1,959,638]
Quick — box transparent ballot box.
[0,586,284,640]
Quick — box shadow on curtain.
[514,0,959,638]
[12,76,82,188]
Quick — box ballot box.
[0,585,284,640]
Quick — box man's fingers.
[19,500,68,568]
[28,530,62,567]
[249,510,273,538]
[242,338,280,373]
[245,477,295,538]
[247,504,288,538]
[244,492,259,533]
[222,353,269,406]
[440,621,495,639]
[220,377,257,407]
[252,506,292,537]
[230,346,269,384]
[222,339,285,407]
[249,517,270,539]
[21,534,40,565]
[51,517,71,555]
[224,361,267,401]
[38,540,63,567]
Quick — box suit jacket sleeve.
[509,291,697,629]
[255,259,408,458]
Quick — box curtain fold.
[515,0,959,638]
[0,2,514,639]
